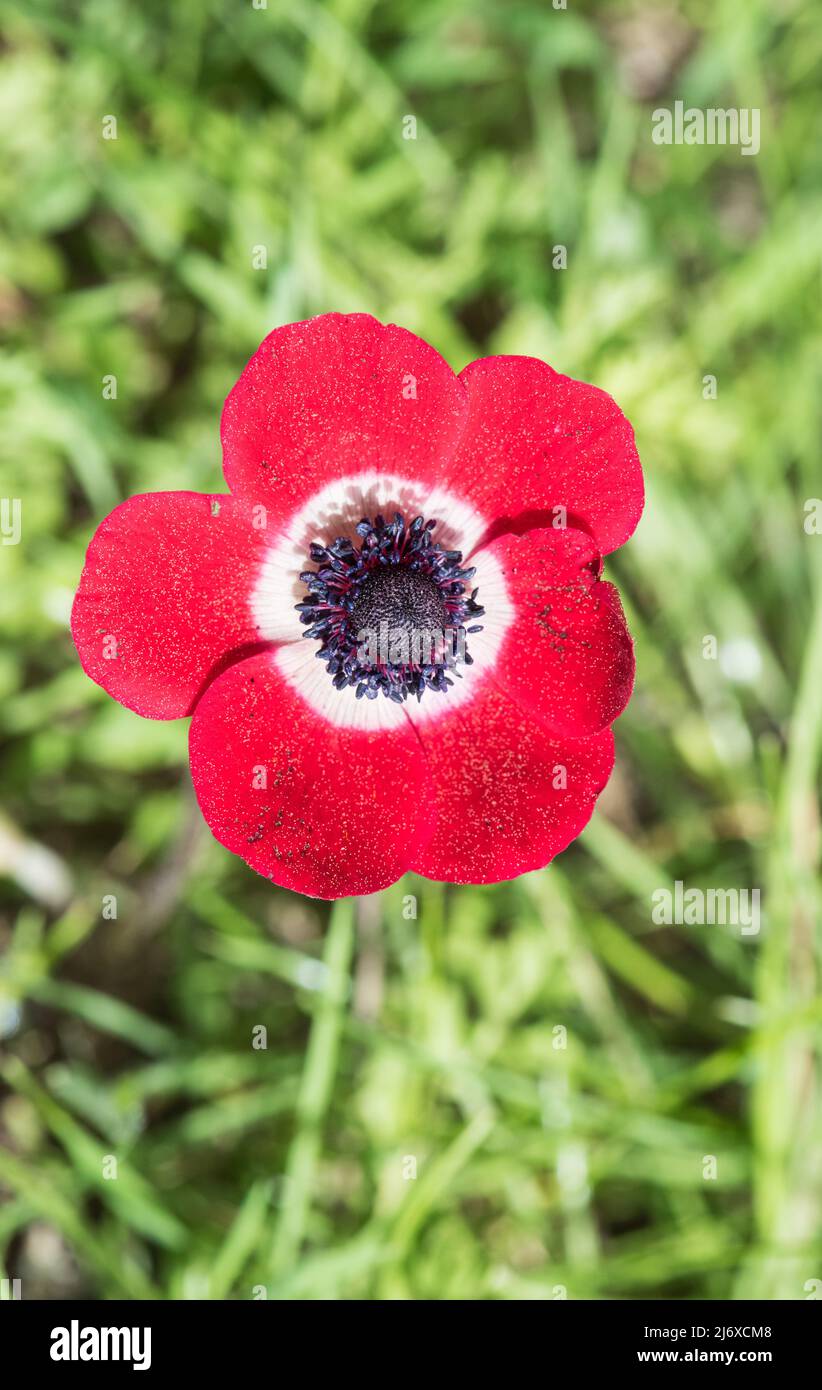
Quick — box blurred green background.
[1,0,821,1301]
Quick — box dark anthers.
[295,512,485,703]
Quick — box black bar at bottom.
[0,1296,817,1375]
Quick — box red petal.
[410,687,614,885]
[72,492,267,719]
[221,312,469,517]
[483,526,635,736]
[188,650,435,898]
[452,356,644,555]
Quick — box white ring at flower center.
[249,471,513,730]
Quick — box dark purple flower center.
[296,511,485,703]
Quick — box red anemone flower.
[72,314,643,899]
